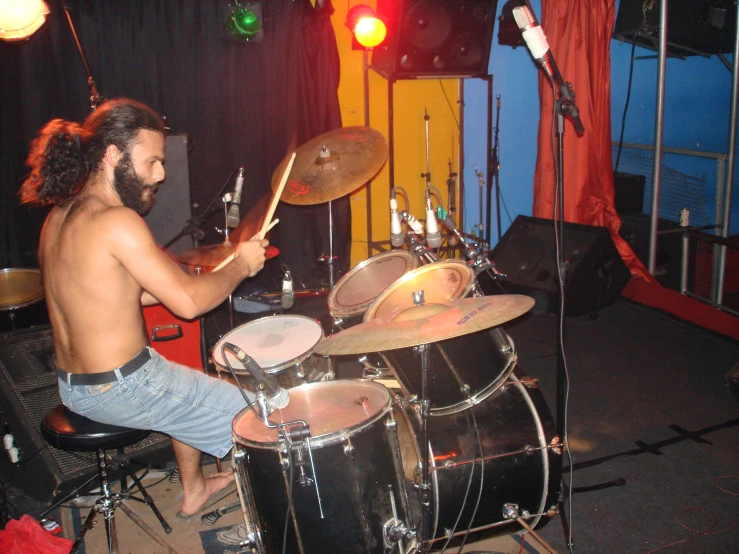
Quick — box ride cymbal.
[272,126,388,205]
[313,294,534,356]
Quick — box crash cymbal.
[272,126,388,205]
[177,243,279,268]
[0,268,44,311]
[313,294,534,356]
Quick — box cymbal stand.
[411,290,432,553]
[474,166,485,240]
[215,194,236,329]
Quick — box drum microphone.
[441,215,478,261]
[390,196,405,247]
[425,191,441,249]
[222,342,290,411]
[226,167,245,228]
[281,268,294,310]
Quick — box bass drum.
[232,380,410,554]
[393,368,562,547]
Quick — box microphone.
[512,5,554,80]
[390,196,405,247]
[442,215,478,261]
[425,193,441,249]
[401,211,424,235]
[223,342,290,411]
[281,269,294,310]
[226,167,245,228]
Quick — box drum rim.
[213,314,324,373]
[328,250,418,318]
[0,268,44,311]
[232,379,392,449]
[362,259,474,322]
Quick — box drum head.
[0,268,44,311]
[213,315,323,373]
[233,380,390,446]
[328,250,417,318]
[363,259,474,321]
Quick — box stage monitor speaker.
[371,0,498,79]
[613,0,736,58]
[614,171,646,215]
[0,327,173,504]
[484,216,632,316]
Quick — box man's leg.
[172,438,234,516]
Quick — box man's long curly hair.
[19,98,165,207]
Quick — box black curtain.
[0,0,348,289]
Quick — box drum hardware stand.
[502,504,559,554]
[488,96,502,243]
[383,484,415,553]
[474,166,485,240]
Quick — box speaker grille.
[0,327,171,502]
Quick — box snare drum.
[212,315,334,390]
[232,380,410,554]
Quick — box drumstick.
[210,154,294,273]
[210,218,281,273]
[258,152,296,239]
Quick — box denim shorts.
[58,347,253,459]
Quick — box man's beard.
[113,153,156,216]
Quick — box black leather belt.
[57,348,153,386]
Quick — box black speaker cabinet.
[0,326,173,504]
[371,0,498,79]
[613,0,736,58]
[483,216,632,316]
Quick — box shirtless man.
[19,98,266,520]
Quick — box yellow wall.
[331,2,461,267]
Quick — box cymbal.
[273,126,388,205]
[0,268,44,311]
[313,294,534,356]
[177,243,279,268]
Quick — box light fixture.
[346,4,386,50]
[226,1,264,43]
[0,0,49,42]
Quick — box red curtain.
[532,0,654,282]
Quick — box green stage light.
[226,2,263,43]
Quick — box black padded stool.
[40,405,172,554]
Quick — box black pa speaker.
[371,0,498,79]
[613,0,736,58]
[482,216,632,316]
[0,326,173,504]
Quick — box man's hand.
[236,239,268,277]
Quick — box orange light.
[354,16,387,49]
[346,4,386,50]
[0,0,49,42]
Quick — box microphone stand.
[489,96,502,243]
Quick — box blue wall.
[464,0,738,245]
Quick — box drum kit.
[185,127,563,553]
[0,268,45,331]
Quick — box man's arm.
[141,291,160,306]
[105,207,266,320]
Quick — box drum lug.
[343,437,355,458]
[383,485,414,551]
[549,436,563,455]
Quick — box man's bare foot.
[179,471,235,517]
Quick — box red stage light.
[346,4,387,50]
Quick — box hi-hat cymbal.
[0,268,44,311]
[176,243,279,268]
[313,294,534,356]
[273,126,388,205]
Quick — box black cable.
[439,80,460,129]
[456,408,484,552]
[438,410,478,554]
[614,25,645,175]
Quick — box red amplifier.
[143,305,203,371]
